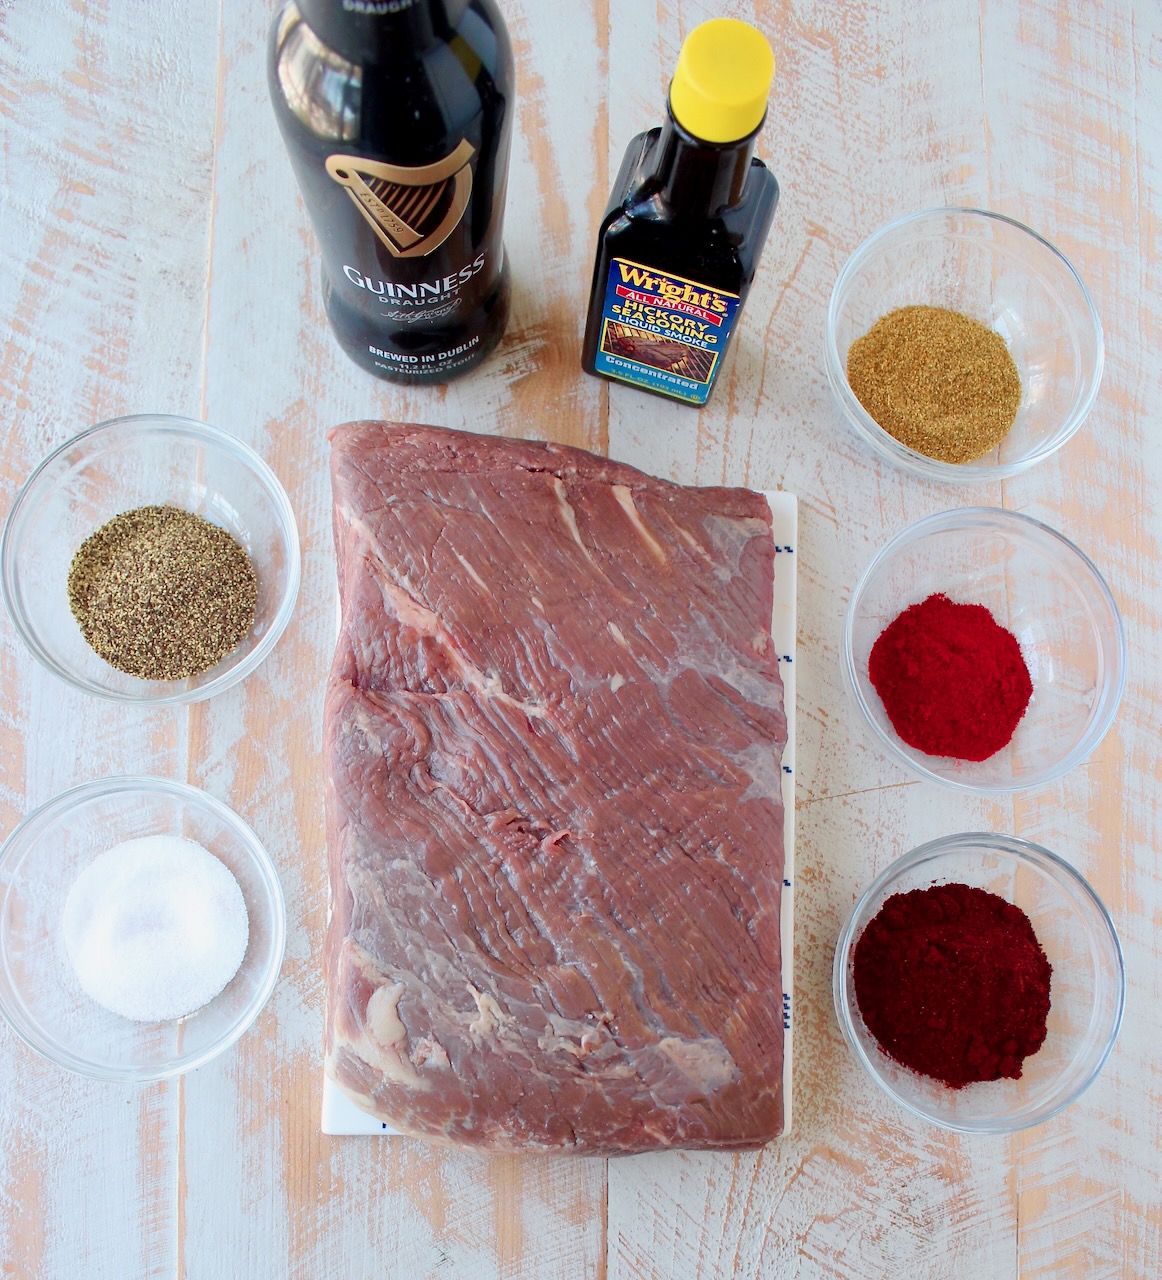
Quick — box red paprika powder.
[853,883,1052,1088]
[868,592,1032,762]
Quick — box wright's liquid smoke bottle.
[269,0,513,383]
[582,19,779,406]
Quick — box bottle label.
[591,258,741,404]
[325,141,475,259]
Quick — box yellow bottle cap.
[669,18,775,144]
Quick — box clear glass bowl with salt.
[0,777,285,1081]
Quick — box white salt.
[62,835,249,1022]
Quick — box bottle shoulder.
[601,128,661,221]
[268,6,362,144]
[744,158,780,220]
[598,162,777,286]
[606,133,777,221]
[269,2,513,157]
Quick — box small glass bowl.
[833,832,1125,1133]
[843,507,1125,793]
[0,777,286,1082]
[824,208,1103,481]
[1,414,300,705]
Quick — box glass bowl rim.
[0,774,287,1082]
[832,830,1126,1134]
[841,505,1127,795]
[823,205,1105,483]
[0,412,301,707]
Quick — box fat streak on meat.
[325,422,786,1153]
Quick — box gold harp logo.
[325,141,475,259]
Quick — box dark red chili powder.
[868,592,1033,762]
[853,883,1052,1088]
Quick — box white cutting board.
[322,491,797,1136]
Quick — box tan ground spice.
[846,305,1022,464]
[67,505,257,681]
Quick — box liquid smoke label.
[592,259,741,404]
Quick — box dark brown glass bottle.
[581,19,779,406]
[268,0,513,383]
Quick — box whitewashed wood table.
[1,2,1158,1277]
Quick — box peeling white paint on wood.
[0,0,1158,1277]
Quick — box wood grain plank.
[480,0,611,455]
[0,2,218,1278]
[981,1,1162,1276]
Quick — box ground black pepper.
[67,505,257,680]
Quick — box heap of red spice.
[853,883,1052,1089]
[868,592,1033,762]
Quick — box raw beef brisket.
[325,422,786,1152]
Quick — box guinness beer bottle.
[268,0,513,383]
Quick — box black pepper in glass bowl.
[67,505,258,682]
[1,414,300,705]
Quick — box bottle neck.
[654,108,757,216]
[295,0,470,63]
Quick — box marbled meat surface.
[325,422,786,1153]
